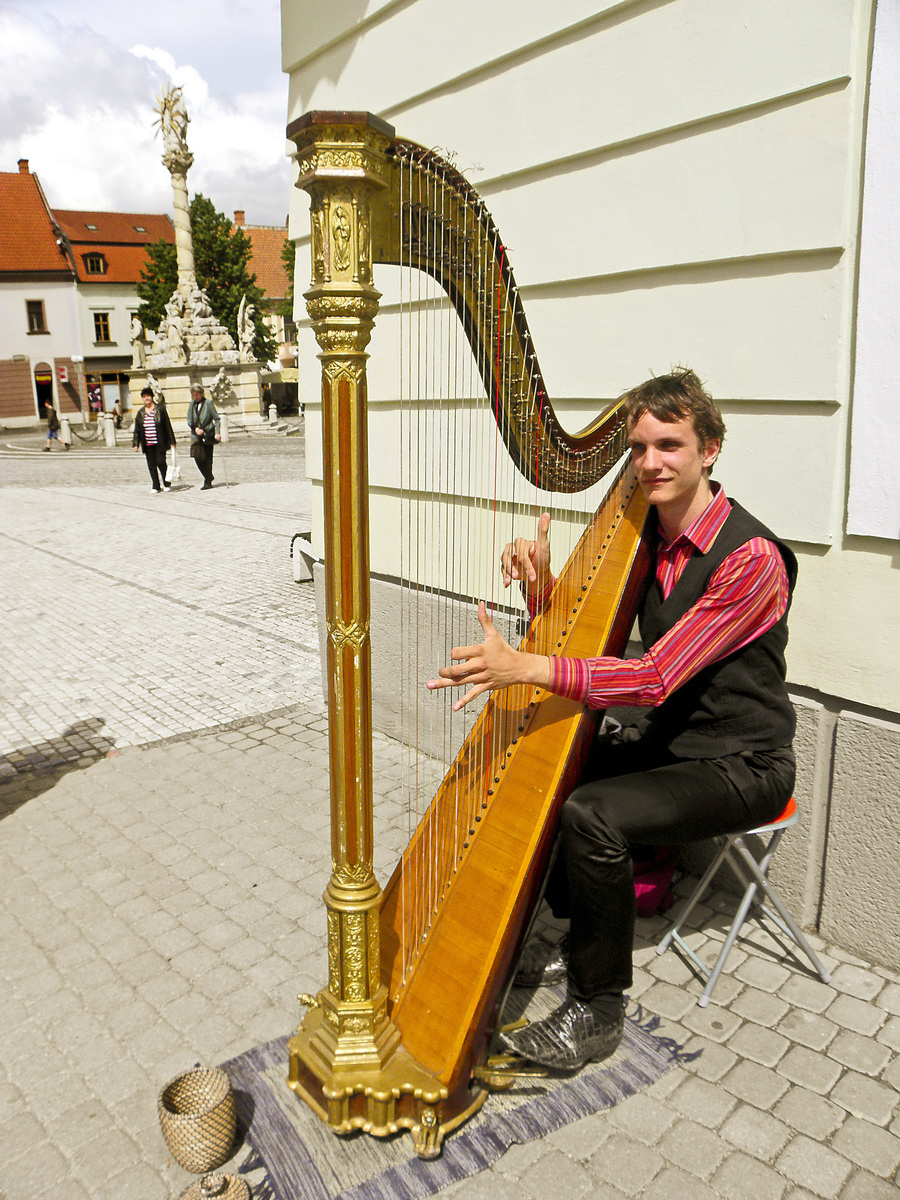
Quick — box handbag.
[190,442,205,460]
[165,446,182,484]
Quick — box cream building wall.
[281,0,900,969]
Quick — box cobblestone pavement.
[0,432,316,773]
[1,432,899,1199]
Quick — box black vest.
[638,501,798,758]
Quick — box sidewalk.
[1,469,899,1199]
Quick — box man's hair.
[190,384,203,395]
[140,387,153,397]
[622,368,726,454]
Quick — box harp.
[285,111,651,1157]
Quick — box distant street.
[0,427,317,775]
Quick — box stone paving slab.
[1,469,899,1199]
[0,478,315,776]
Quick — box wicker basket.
[158,1067,237,1174]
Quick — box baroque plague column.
[286,113,451,1157]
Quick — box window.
[85,223,97,230]
[26,300,47,333]
[93,312,111,343]
[83,253,106,275]
[133,225,146,233]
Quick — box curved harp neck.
[287,110,628,492]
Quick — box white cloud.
[0,5,291,226]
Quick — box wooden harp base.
[287,1009,488,1158]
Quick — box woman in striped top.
[132,386,176,492]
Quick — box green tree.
[280,235,296,320]
[137,194,277,363]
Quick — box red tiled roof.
[71,244,169,285]
[54,210,175,284]
[0,170,73,275]
[243,224,289,300]
[55,211,175,246]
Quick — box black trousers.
[143,444,168,490]
[193,441,214,484]
[544,728,795,1016]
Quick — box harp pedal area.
[474,1054,547,1089]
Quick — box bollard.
[268,404,278,423]
[59,416,71,446]
[102,413,116,447]
[219,413,229,444]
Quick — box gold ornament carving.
[306,294,378,321]
[342,913,366,1000]
[311,208,326,282]
[328,621,368,653]
[315,330,373,355]
[327,911,341,994]
[332,861,375,887]
[322,361,363,385]
[332,205,352,271]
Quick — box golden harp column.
[287,114,400,1079]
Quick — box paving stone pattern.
[0,440,899,1198]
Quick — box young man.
[426,368,797,1069]
[187,383,220,490]
[43,400,67,451]
[132,386,176,492]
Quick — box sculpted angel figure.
[154,85,191,158]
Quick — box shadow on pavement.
[0,717,117,818]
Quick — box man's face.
[627,411,719,509]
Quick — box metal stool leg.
[656,839,735,991]
[729,836,832,986]
[657,816,832,1007]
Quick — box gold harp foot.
[473,1054,548,1090]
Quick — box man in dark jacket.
[132,386,176,492]
[187,383,221,490]
[427,368,797,1069]
[43,400,67,451]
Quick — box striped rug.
[221,990,696,1200]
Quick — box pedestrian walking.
[132,386,176,492]
[187,382,220,490]
[43,400,68,451]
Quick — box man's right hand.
[501,512,552,592]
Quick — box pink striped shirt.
[534,485,789,709]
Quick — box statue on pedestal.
[145,85,238,370]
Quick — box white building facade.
[281,0,900,969]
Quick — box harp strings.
[393,146,600,980]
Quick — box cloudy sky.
[1,0,292,227]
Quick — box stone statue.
[147,374,164,404]
[185,287,214,321]
[238,296,256,362]
[130,316,146,368]
[210,366,235,408]
[154,85,191,161]
[163,298,187,365]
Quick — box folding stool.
[656,796,832,1007]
